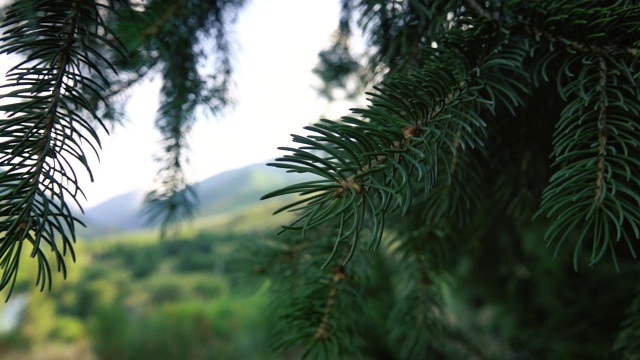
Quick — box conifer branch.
[139,0,243,234]
[338,79,469,191]
[141,2,181,39]
[532,28,638,57]
[463,0,493,20]
[465,0,639,56]
[260,2,638,357]
[314,265,348,341]
[264,20,525,266]
[0,0,125,294]
[538,49,640,268]
[524,2,639,56]
[412,245,431,327]
[615,285,640,357]
[594,56,608,208]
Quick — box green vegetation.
[0,226,273,359]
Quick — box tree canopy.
[1,0,640,358]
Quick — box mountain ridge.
[79,161,307,237]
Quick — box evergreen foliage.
[256,0,640,357]
[0,0,246,295]
[0,0,126,295]
[1,0,640,358]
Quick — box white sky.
[1,0,361,208]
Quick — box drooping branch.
[139,0,245,235]
[263,20,527,267]
[0,0,125,295]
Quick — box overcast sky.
[1,0,360,208]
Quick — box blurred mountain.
[81,189,148,231]
[80,162,308,237]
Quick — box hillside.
[80,162,310,237]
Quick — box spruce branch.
[463,0,493,20]
[312,265,347,342]
[0,0,125,295]
[531,28,638,58]
[410,242,432,328]
[525,1,640,57]
[594,56,608,209]
[260,227,364,358]
[140,2,181,40]
[529,2,639,268]
[615,285,640,358]
[537,49,640,269]
[261,2,639,357]
[263,20,526,267]
[464,0,639,57]
[138,0,243,234]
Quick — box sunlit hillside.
[79,162,311,237]
[0,163,309,359]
